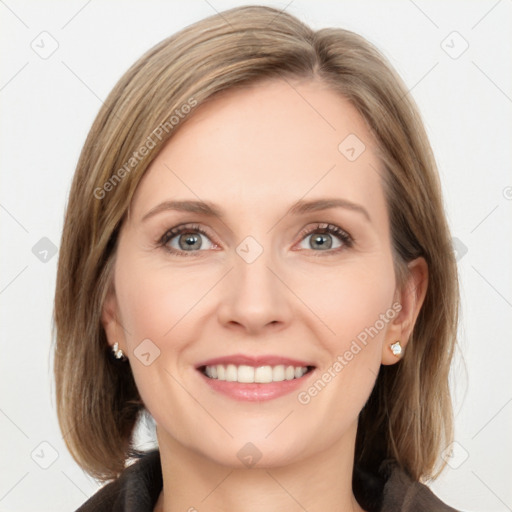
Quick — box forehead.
[132,79,386,220]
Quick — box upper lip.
[195,354,315,369]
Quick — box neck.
[155,423,364,512]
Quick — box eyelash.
[157,223,354,257]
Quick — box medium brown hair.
[54,5,459,482]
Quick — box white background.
[1,1,511,511]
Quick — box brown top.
[75,450,459,512]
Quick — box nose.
[216,250,293,335]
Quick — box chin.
[198,430,313,470]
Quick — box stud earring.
[390,341,402,357]
[112,342,127,361]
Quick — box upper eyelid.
[159,224,216,243]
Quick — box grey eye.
[168,232,214,251]
[299,232,342,251]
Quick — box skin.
[102,78,428,512]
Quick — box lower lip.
[198,369,314,401]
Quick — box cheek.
[112,253,226,420]
[291,262,394,445]
[114,256,220,347]
[113,258,200,431]
[292,255,395,405]
[292,255,396,347]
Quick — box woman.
[54,5,460,511]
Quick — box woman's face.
[103,79,422,468]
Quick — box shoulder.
[75,450,162,512]
[354,460,460,512]
[380,460,460,512]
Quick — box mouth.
[195,355,316,401]
[198,363,315,383]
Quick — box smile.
[195,355,316,401]
[200,364,314,383]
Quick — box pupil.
[311,233,332,250]
[179,233,201,250]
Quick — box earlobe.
[101,286,124,351]
[382,339,403,365]
[389,340,402,357]
[381,257,428,365]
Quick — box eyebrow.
[141,197,371,223]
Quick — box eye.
[159,224,216,255]
[158,222,352,256]
[296,223,353,252]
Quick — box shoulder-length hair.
[54,5,459,482]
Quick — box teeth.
[272,365,285,382]
[226,364,237,382]
[202,364,309,383]
[255,365,273,383]
[238,365,255,383]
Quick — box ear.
[381,257,428,365]
[101,283,127,353]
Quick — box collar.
[76,450,458,512]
